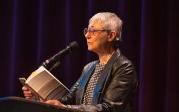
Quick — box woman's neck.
[98,48,116,65]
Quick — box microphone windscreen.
[69,41,79,49]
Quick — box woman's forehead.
[88,20,104,28]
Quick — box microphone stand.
[42,59,61,72]
[46,61,60,72]
[41,41,79,71]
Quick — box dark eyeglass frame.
[83,28,111,36]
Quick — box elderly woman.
[23,12,137,112]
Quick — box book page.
[25,66,69,100]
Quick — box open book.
[19,66,69,100]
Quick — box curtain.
[0,0,178,112]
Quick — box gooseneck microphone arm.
[42,41,79,71]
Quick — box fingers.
[45,100,66,107]
[22,86,29,91]
[45,100,59,105]
[22,86,33,99]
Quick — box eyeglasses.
[83,28,110,36]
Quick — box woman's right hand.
[22,86,34,100]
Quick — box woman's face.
[84,20,110,54]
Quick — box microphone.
[42,41,79,70]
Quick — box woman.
[23,12,137,112]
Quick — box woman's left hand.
[45,100,66,108]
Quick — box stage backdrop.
[0,0,178,112]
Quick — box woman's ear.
[108,31,117,42]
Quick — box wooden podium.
[0,96,69,112]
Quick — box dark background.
[0,0,178,112]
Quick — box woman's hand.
[22,86,34,99]
[45,100,66,108]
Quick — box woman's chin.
[87,46,94,51]
[87,47,92,51]
[88,48,98,53]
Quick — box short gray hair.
[89,12,123,41]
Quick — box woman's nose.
[85,32,91,39]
